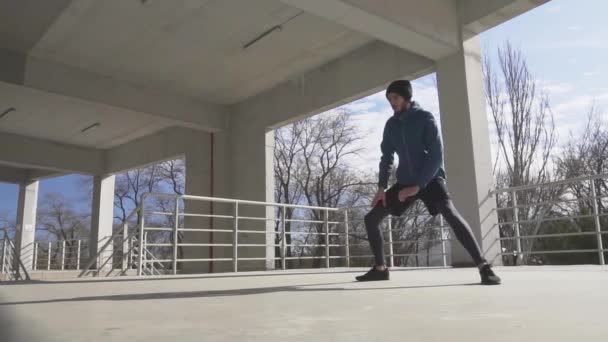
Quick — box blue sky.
[1,0,607,222]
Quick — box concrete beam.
[26,169,65,181]
[0,131,103,174]
[0,165,64,184]
[280,0,459,60]
[105,127,209,174]
[460,0,550,37]
[231,41,434,128]
[0,165,25,184]
[0,48,227,132]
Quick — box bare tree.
[549,106,608,264]
[274,122,305,265]
[112,159,186,266]
[273,110,375,267]
[36,192,90,269]
[483,42,560,264]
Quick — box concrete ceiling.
[0,82,171,148]
[27,0,372,105]
[0,0,550,153]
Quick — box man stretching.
[355,80,501,285]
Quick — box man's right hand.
[371,188,387,207]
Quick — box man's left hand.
[398,186,420,202]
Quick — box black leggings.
[364,199,485,266]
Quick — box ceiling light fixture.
[243,25,282,50]
[0,107,16,119]
[81,122,101,133]
[242,11,304,50]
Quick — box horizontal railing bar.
[498,213,608,226]
[177,243,233,247]
[500,231,607,240]
[150,211,173,216]
[238,244,281,247]
[178,228,234,233]
[501,249,608,255]
[283,232,342,236]
[286,244,345,248]
[143,228,173,231]
[283,219,342,225]
[496,195,607,211]
[144,192,340,211]
[494,173,608,193]
[237,230,273,234]
[180,213,234,219]
[176,258,234,262]
[237,216,280,222]
[283,256,327,260]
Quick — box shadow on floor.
[0,281,479,306]
[1,267,451,286]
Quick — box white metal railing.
[31,172,608,279]
[493,173,608,265]
[131,192,450,276]
[78,204,143,277]
[0,228,30,281]
[77,192,450,277]
[343,205,450,268]
[32,239,87,271]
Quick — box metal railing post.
[511,190,523,264]
[137,205,145,276]
[440,215,447,267]
[143,232,148,275]
[122,223,129,271]
[127,237,133,271]
[61,241,66,270]
[324,209,330,268]
[77,240,81,270]
[344,210,350,268]
[281,205,287,270]
[1,238,6,274]
[387,215,395,268]
[47,242,52,270]
[173,197,179,275]
[233,202,239,273]
[590,179,605,265]
[33,242,38,271]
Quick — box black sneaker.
[355,267,390,282]
[479,264,501,285]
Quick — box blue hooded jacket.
[378,101,445,189]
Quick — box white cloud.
[537,39,607,50]
[552,93,608,119]
[583,71,596,77]
[567,25,582,31]
[347,110,393,172]
[540,80,574,95]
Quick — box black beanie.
[386,80,412,101]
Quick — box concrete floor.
[1,266,607,342]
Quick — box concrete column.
[90,174,115,268]
[14,180,39,271]
[230,118,276,271]
[436,35,502,266]
[181,123,275,273]
[182,132,213,274]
